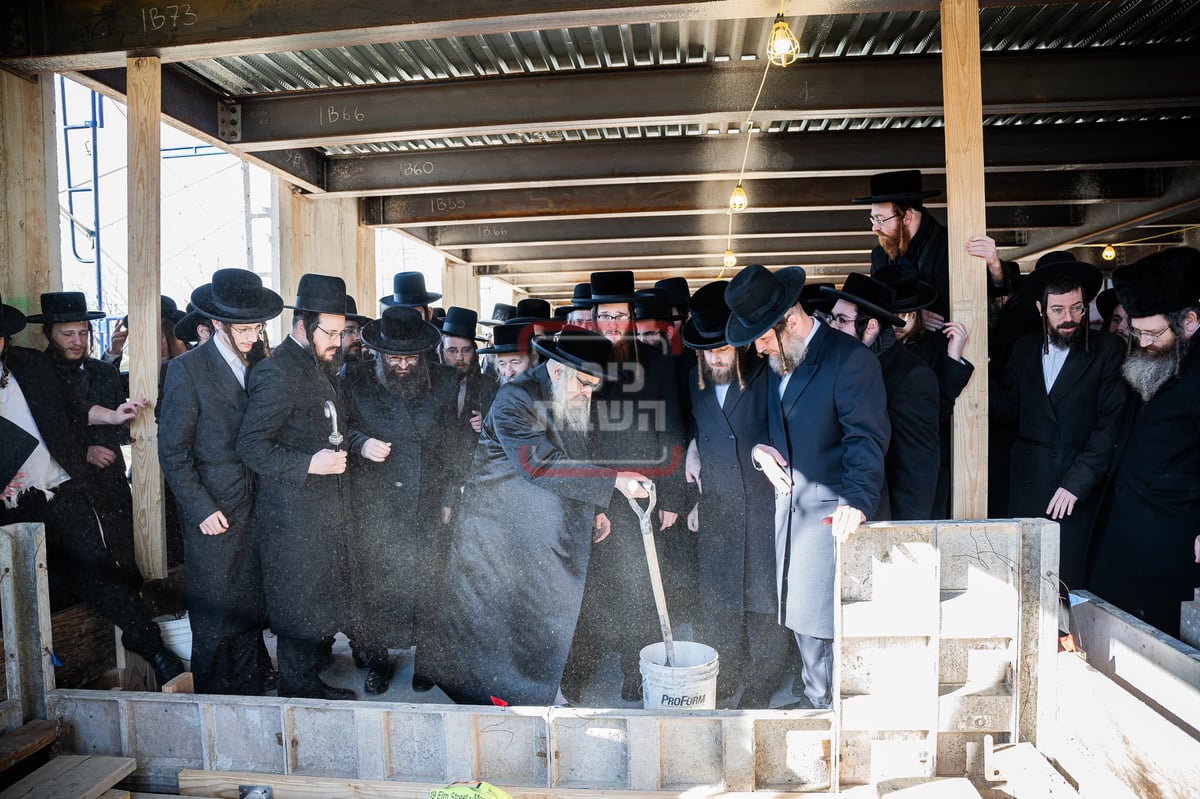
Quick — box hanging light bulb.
[729,183,749,212]
[767,14,800,67]
[1101,244,1117,262]
[723,249,738,269]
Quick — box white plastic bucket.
[154,613,192,672]
[639,641,719,710]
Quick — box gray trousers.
[793,632,833,709]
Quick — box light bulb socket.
[1101,244,1117,262]
[723,250,738,268]
[767,15,800,66]
[730,185,749,211]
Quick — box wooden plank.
[160,673,194,694]
[941,0,989,519]
[0,524,54,722]
[126,56,167,580]
[98,791,130,799]
[0,720,58,773]
[0,755,135,799]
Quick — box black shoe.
[411,673,435,693]
[364,660,395,695]
[150,649,185,685]
[316,635,336,671]
[285,680,356,701]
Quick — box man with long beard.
[681,280,791,708]
[992,253,1127,591]
[237,273,354,699]
[1089,247,1200,638]
[339,306,457,694]
[725,264,889,709]
[419,328,652,705]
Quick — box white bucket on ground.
[639,641,719,710]
[154,613,192,672]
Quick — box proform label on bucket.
[639,641,720,711]
[659,692,709,707]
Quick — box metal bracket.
[238,786,272,799]
[218,102,242,143]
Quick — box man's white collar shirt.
[1042,341,1071,393]
[214,330,247,389]
[779,318,822,399]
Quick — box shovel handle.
[625,480,657,525]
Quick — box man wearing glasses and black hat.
[237,273,354,699]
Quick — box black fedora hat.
[1113,246,1200,319]
[821,273,906,328]
[872,265,938,313]
[479,302,517,328]
[0,291,28,338]
[1094,287,1119,325]
[439,306,486,342]
[509,298,552,324]
[588,270,639,305]
[286,273,348,315]
[160,296,187,324]
[380,271,441,308]
[360,306,442,355]
[724,264,807,347]
[344,295,371,327]
[634,288,683,322]
[191,268,284,324]
[173,304,211,343]
[477,320,533,355]
[654,277,692,310]
[553,306,572,320]
[569,283,594,309]
[852,169,941,206]
[799,282,836,316]
[532,326,613,379]
[27,291,106,324]
[681,280,730,350]
[1019,251,1103,305]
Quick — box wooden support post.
[941,0,989,519]
[355,222,377,317]
[276,179,370,310]
[126,56,167,579]
[0,523,54,723]
[440,258,479,311]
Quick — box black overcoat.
[905,331,974,518]
[688,357,776,616]
[996,332,1127,588]
[1089,344,1200,637]
[236,336,347,640]
[878,342,941,521]
[419,365,616,705]
[339,359,457,647]
[158,339,266,640]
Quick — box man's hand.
[752,444,792,495]
[199,510,230,536]
[107,320,128,358]
[593,513,611,543]
[966,235,1004,280]
[1,473,26,502]
[658,510,678,531]
[921,309,946,332]
[615,471,651,499]
[685,438,702,493]
[308,448,347,475]
[687,504,699,533]
[943,320,969,362]
[1045,487,1078,520]
[440,506,452,525]
[87,445,117,469]
[469,410,483,434]
[1194,534,1199,565]
[91,398,149,426]
[361,438,391,462]
[830,505,866,542]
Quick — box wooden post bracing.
[126,56,168,580]
[941,0,989,519]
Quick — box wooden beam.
[0,524,54,723]
[126,56,167,579]
[942,0,987,519]
[0,755,136,799]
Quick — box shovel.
[627,480,676,667]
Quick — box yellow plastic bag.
[429,782,513,799]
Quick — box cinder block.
[937,685,1013,733]
[389,709,448,782]
[754,716,832,790]
[936,732,1001,777]
[838,730,933,788]
[841,525,935,603]
[1181,597,1200,651]
[938,639,1013,688]
[551,715,628,788]
[49,695,123,755]
[131,699,204,769]
[287,704,358,777]
[660,717,723,788]
[936,522,1019,593]
[841,637,936,695]
[475,712,548,787]
[209,701,285,773]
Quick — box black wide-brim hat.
[569,282,594,309]
[479,303,517,328]
[343,295,371,327]
[1094,288,1119,323]
[160,296,187,324]
[477,320,533,354]
[192,268,284,323]
[532,326,613,379]
[821,273,906,328]
[173,305,210,343]
[1019,251,1103,305]
[285,273,348,315]
[510,298,551,323]
[440,306,487,342]
[26,291,106,324]
[654,277,692,310]
[634,288,684,322]
[799,283,836,316]
[852,169,941,206]
[588,270,639,304]
[0,292,28,338]
[871,265,938,313]
[1113,246,1200,319]
[681,280,730,350]
[361,306,442,355]
[724,264,807,347]
[380,271,441,308]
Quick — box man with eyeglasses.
[1089,247,1200,638]
[237,273,355,700]
[159,269,284,695]
[339,305,458,695]
[341,295,371,363]
[854,170,1019,331]
[992,253,1127,592]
